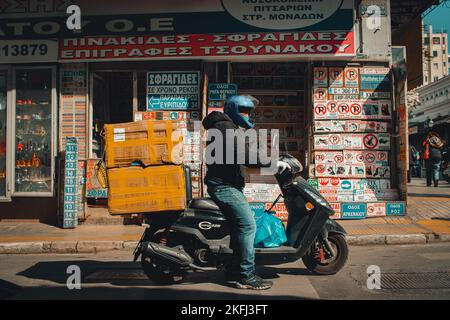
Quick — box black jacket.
[202,111,270,190]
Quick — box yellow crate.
[107,165,186,215]
[104,120,183,168]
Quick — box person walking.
[422,131,445,187]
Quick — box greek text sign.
[147,71,200,110]
[59,32,355,61]
[0,0,354,39]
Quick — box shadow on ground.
[5,259,315,300]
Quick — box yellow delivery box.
[107,165,187,215]
[104,120,183,168]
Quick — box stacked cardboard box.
[134,111,203,197]
[104,120,187,215]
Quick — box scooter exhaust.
[140,242,194,267]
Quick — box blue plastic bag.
[253,210,287,248]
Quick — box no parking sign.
[344,67,359,87]
[314,67,328,87]
[329,67,344,87]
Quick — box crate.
[104,120,183,168]
[107,165,186,215]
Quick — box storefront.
[0,0,409,225]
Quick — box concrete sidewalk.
[1,177,449,254]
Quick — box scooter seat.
[188,198,220,211]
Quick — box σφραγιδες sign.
[147,71,200,110]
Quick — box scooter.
[133,154,348,284]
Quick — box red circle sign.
[363,134,379,149]
[338,103,349,115]
[314,104,326,116]
[350,103,362,115]
[329,134,341,145]
[331,177,340,186]
[378,152,387,161]
[365,152,376,163]
[316,164,326,174]
[327,101,338,113]
[345,68,358,80]
[334,154,344,163]
[356,153,365,163]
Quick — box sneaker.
[235,274,273,290]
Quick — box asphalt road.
[0,243,449,300]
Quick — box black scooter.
[134,154,348,284]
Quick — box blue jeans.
[208,185,256,279]
[425,159,441,185]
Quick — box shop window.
[14,68,54,194]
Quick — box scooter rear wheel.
[302,233,348,275]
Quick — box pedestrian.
[422,131,445,187]
[409,145,421,180]
[202,95,291,290]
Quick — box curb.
[0,241,139,254]
[0,235,449,254]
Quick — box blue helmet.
[224,95,258,129]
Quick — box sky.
[423,0,450,49]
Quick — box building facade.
[409,75,450,151]
[422,24,449,85]
[0,0,436,225]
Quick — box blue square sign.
[341,203,366,219]
[386,202,406,216]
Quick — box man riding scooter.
[202,95,292,290]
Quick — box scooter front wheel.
[302,233,348,275]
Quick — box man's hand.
[277,161,291,174]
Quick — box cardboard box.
[107,165,186,215]
[104,120,183,168]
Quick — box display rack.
[13,67,56,196]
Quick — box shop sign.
[147,71,200,110]
[0,0,354,38]
[341,203,366,219]
[59,32,355,61]
[0,39,58,63]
